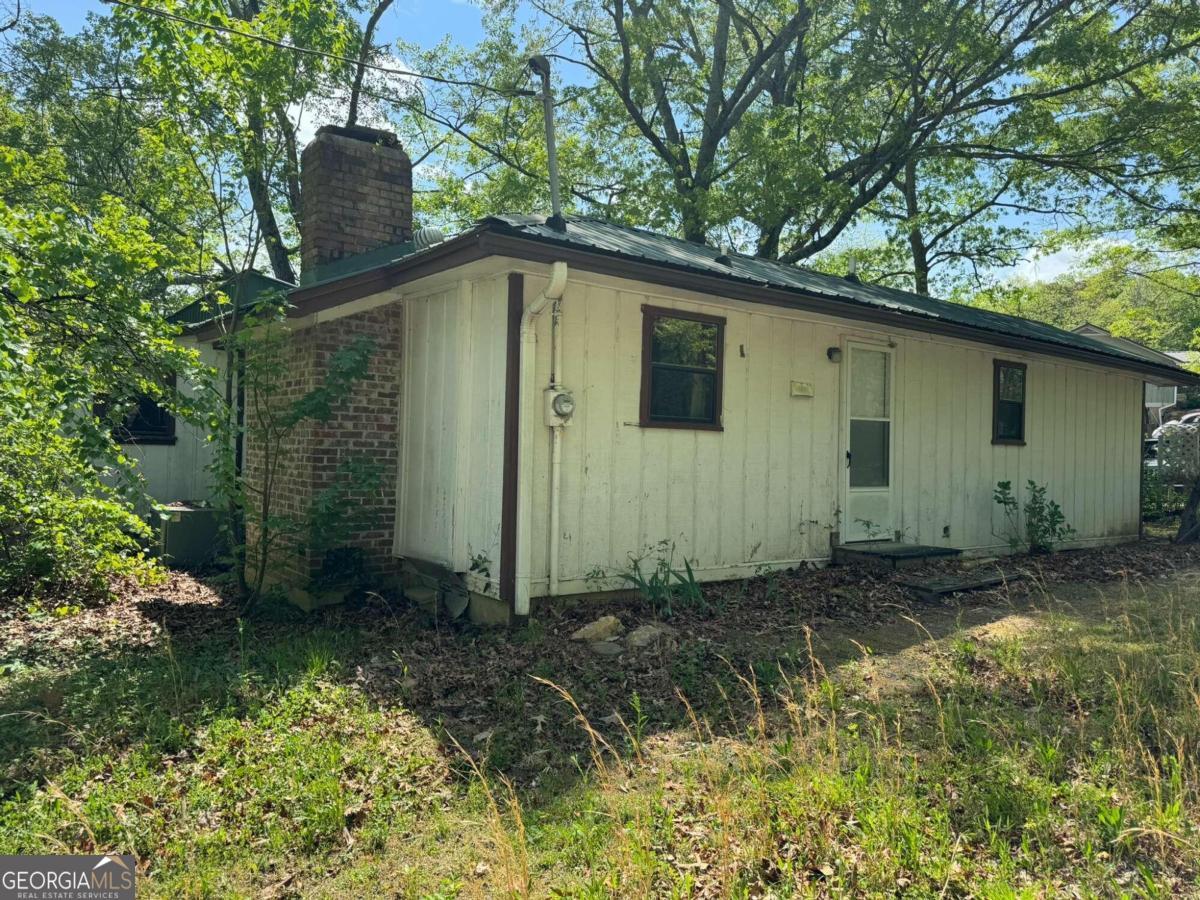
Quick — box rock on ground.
[626,623,676,652]
[570,615,624,642]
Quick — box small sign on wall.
[790,380,815,398]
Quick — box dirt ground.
[4,537,1199,782]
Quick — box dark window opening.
[99,377,177,445]
[993,360,1026,445]
[640,306,724,429]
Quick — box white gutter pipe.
[515,261,568,618]
[548,297,565,599]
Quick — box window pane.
[849,419,890,487]
[998,365,1025,403]
[850,348,889,418]
[996,400,1024,441]
[649,368,715,422]
[651,317,718,368]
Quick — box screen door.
[842,343,894,542]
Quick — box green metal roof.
[299,240,415,287]
[182,213,1194,384]
[170,270,294,331]
[480,214,1195,383]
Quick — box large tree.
[974,243,1200,352]
[107,0,388,283]
[388,0,1200,291]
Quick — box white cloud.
[1009,246,1093,283]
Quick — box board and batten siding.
[129,339,225,504]
[526,270,1143,597]
[394,275,508,590]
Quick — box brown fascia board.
[200,225,1200,387]
[477,232,1200,387]
[186,231,493,342]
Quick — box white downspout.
[515,261,568,618]
[548,297,565,599]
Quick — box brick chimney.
[300,124,413,274]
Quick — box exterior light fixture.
[827,347,843,363]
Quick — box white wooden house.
[1071,324,1189,429]
[169,126,1198,618]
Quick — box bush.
[0,412,159,605]
[1142,465,1185,521]
[1157,422,1200,542]
[994,480,1075,554]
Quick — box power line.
[101,0,533,98]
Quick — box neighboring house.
[171,124,1197,619]
[1070,324,1189,429]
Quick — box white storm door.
[842,343,894,542]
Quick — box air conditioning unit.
[156,503,224,570]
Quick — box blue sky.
[21,0,1089,283]
[24,0,486,49]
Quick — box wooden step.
[896,571,1020,603]
[833,541,962,572]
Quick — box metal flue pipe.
[528,55,565,231]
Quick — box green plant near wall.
[208,298,378,606]
[1142,466,1185,522]
[608,539,708,619]
[307,456,385,590]
[993,480,1076,554]
[0,410,162,606]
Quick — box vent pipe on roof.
[413,225,445,251]
[528,55,566,232]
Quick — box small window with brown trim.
[640,305,724,429]
[992,360,1026,445]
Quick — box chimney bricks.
[300,124,413,274]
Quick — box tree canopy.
[3,0,1200,597]
[975,244,1200,353]
[389,0,1200,296]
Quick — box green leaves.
[0,408,161,604]
[975,243,1200,354]
[0,72,219,603]
[993,479,1075,555]
[392,0,1200,294]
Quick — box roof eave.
[187,229,491,342]
[191,223,1200,387]
[477,230,1200,387]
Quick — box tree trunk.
[1177,480,1200,543]
[347,0,395,128]
[243,101,296,284]
[901,158,930,295]
[680,189,708,245]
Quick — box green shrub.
[0,412,159,605]
[1142,465,1184,521]
[994,480,1075,554]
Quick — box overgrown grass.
[3,576,1200,895]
